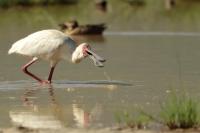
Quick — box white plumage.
[8,30,75,66]
[8,29,105,84]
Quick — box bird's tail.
[8,47,15,54]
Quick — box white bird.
[8,29,105,84]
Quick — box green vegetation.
[115,110,150,129]
[114,92,200,130]
[125,0,145,6]
[160,92,200,129]
[0,0,76,8]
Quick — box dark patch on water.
[0,80,132,90]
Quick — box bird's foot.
[40,80,51,85]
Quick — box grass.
[114,109,150,130]
[114,91,200,130]
[160,92,200,129]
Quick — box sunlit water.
[1,0,200,130]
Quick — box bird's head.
[72,43,106,67]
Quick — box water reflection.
[21,85,56,107]
[73,103,102,128]
[6,80,124,130]
[9,111,63,129]
[10,86,64,130]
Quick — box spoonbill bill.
[8,29,105,84]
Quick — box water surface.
[1,0,200,130]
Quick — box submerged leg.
[21,57,44,83]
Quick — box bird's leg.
[47,66,55,84]
[21,57,43,83]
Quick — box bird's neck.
[65,37,77,54]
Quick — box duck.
[59,20,106,35]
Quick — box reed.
[115,110,150,129]
[160,92,200,129]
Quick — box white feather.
[8,29,76,66]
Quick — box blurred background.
[1,0,200,132]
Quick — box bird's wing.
[9,37,64,57]
[8,30,68,57]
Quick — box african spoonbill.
[8,29,105,84]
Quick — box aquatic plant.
[160,92,200,129]
[114,91,200,130]
[114,110,150,129]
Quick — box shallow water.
[1,0,200,130]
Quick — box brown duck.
[59,20,106,35]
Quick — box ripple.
[0,80,132,90]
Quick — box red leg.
[48,67,55,84]
[21,57,43,83]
